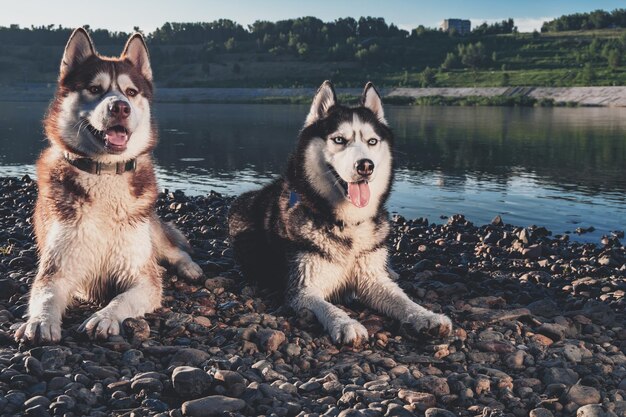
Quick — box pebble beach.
[0,176,624,417]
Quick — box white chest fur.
[47,173,154,296]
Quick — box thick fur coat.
[15,28,202,344]
[229,81,452,344]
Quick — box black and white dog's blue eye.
[368,138,379,146]
[332,137,347,145]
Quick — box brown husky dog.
[15,28,203,344]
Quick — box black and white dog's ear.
[60,28,95,79]
[305,80,337,126]
[122,33,152,81]
[362,82,387,125]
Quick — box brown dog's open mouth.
[86,123,130,154]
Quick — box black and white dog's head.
[45,28,155,163]
[287,81,394,222]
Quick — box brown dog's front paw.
[409,313,453,338]
[15,316,62,345]
[78,311,121,340]
[177,260,204,281]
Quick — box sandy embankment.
[388,86,626,107]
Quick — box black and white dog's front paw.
[15,315,62,344]
[328,317,369,345]
[408,312,453,337]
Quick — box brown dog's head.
[45,28,155,162]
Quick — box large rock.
[256,329,286,352]
[537,323,567,341]
[576,404,610,417]
[425,408,457,417]
[543,368,579,386]
[173,366,212,398]
[398,389,436,410]
[122,317,151,342]
[529,408,554,417]
[566,385,601,406]
[169,348,210,367]
[204,276,235,290]
[213,370,246,388]
[414,376,450,397]
[131,378,163,393]
[182,395,246,416]
[40,347,71,370]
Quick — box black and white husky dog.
[229,81,452,344]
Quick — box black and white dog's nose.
[356,159,374,177]
[109,100,131,119]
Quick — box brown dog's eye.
[126,88,138,97]
[88,86,102,94]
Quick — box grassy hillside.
[0,24,625,88]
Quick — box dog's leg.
[152,218,203,281]
[356,248,452,337]
[288,254,369,345]
[15,259,71,344]
[79,261,162,339]
[15,249,75,344]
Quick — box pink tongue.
[348,181,370,208]
[105,129,128,146]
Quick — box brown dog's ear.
[60,28,96,80]
[361,82,386,125]
[304,80,337,126]
[122,33,152,81]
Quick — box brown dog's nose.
[356,159,374,177]
[109,100,131,119]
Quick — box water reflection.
[0,102,624,242]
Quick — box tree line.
[1,11,625,88]
[0,17,526,71]
[541,9,626,32]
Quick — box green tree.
[579,63,596,85]
[588,38,601,58]
[458,42,487,69]
[354,48,369,63]
[413,25,427,37]
[296,42,309,58]
[608,49,622,69]
[420,66,436,87]
[441,52,460,70]
[401,70,409,86]
[224,37,237,52]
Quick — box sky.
[1,0,625,34]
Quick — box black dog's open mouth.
[327,164,371,208]
[86,122,130,154]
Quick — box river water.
[1,102,624,243]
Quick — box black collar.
[64,155,137,175]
